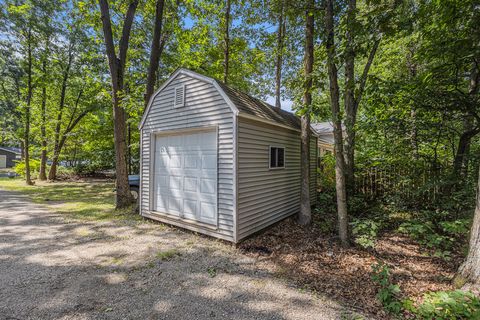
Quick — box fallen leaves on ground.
[239,217,460,319]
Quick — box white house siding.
[236,116,317,241]
[140,73,235,241]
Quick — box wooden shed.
[0,146,21,168]
[139,68,317,243]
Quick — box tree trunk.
[223,0,231,84]
[128,122,132,175]
[39,41,49,181]
[298,0,314,226]
[326,0,349,246]
[344,36,380,195]
[456,167,480,286]
[98,0,137,208]
[24,27,33,186]
[48,41,74,181]
[47,107,90,181]
[407,45,419,160]
[39,83,48,180]
[343,0,356,193]
[144,0,166,108]
[274,0,285,110]
[451,60,480,184]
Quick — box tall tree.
[298,0,314,226]
[457,166,480,285]
[98,0,137,208]
[325,0,349,246]
[24,26,34,185]
[223,0,231,84]
[48,34,75,180]
[274,0,286,109]
[144,0,166,108]
[342,0,381,193]
[38,36,49,180]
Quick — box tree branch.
[118,0,139,70]
[98,0,119,85]
[354,37,381,112]
[145,0,166,107]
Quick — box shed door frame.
[149,126,219,227]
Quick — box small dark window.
[270,147,285,169]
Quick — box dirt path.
[0,189,359,320]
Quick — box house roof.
[215,82,301,130]
[140,68,303,131]
[0,146,21,154]
[310,122,346,146]
[311,121,346,134]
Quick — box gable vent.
[174,85,185,108]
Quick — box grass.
[0,177,140,222]
[155,249,180,261]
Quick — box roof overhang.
[0,147,21,154]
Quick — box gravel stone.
[0,189,358,320]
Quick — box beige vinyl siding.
[140,73,235,241]
[237,117,317,241]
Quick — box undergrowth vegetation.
[316,150,478,318]
[371,262,480,319]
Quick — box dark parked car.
[128,175,140,201]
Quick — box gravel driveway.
[0,188,356,320]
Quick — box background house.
[139,68,317,243]
[311,122,346,157]
[0,146,21,169]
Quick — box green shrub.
[407,290,480,319]
[56,165,75,178]
[351,218,382,249]
[398,218,470,260]
[371,262,403,315]
[73,162,107,175]
[13,159,41,178]
[318,153,336,191]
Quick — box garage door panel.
[183,177,198,192]
[153,130,217,225]
[202,155,217,169]
[0,155,6,168]
[169,176,182,190]
[155,193,168,211]
[200,202,216,221]
[183,199,197,215]
[168,197,182,213]
[184,156,198,169]
[200,178,216,194]
[169,155,182,168]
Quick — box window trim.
[173,84,186,108]
[269,145,286,170]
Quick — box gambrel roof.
[140,68,302,131]
[216,82,301,130]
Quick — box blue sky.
[266,96,294,112]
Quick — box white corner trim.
[232,113,238,243]
[139,130,143,217]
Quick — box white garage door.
[153,130,217,225]
[0,155,6,168]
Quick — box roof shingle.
[216,81,301,130]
